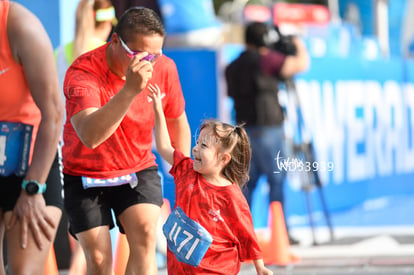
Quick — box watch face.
[26,181,39,195]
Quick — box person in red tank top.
[62,7,191,274]
[0,1,64,274]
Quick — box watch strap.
[21,179,47,194]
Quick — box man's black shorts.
[63,166,163,236]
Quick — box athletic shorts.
[63,166,163,236]
[0,152,64,211]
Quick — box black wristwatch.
[21,180,47,195]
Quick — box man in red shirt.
[62,7,191,274]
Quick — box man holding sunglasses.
[62,7,191,275]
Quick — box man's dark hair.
[114,6,165,42]
[245,21,269,47]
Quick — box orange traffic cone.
[262,201,300,266]
[255,228,269,254]
[45,245,59,275]
[113,233,130,275]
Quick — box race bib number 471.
[162,206,212,267]
[0,122,32,177]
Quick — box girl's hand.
[147,83,163,112]
[257,267,273,275]
[253,259,273,275]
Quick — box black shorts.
[63,166,163,236]
[0,152,64,211]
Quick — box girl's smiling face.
[192,128,222,175]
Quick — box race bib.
[162,206,212,267]
[0,122,32,177]
[82,173,138,189]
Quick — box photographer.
[225,21,309,244]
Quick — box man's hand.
[7,192,55,249]
[124,52,154,94]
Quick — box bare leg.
[0,211,6,275]
[119,203,161,275]
[68,234,87,275]
[77,226,113,275]
[4,206,61,274]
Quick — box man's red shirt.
[63,44,185,178]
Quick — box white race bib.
[81,173,138,189]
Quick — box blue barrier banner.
[258,57,414,228]
[293,57,412,198]
[405,60,414,81]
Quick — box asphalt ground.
[156,231,414,275]
[56,230,414,274]
[156,257,414,275]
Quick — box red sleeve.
[230,189,263,261]
[169,149,193,179]
[261,50,286,76]
[64,65,101,117]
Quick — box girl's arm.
[253,259,273,275]
[148,84,174,165]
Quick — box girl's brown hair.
[200,120,251,187]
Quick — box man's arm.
[7,2,64,249]
[166,112,191,157]
[70,89,137,149]
[279,37,310,79]
[70,52,153,149]
[9,3,63,184]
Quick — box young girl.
[148,84,273,275]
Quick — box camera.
[266,25,297,56]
